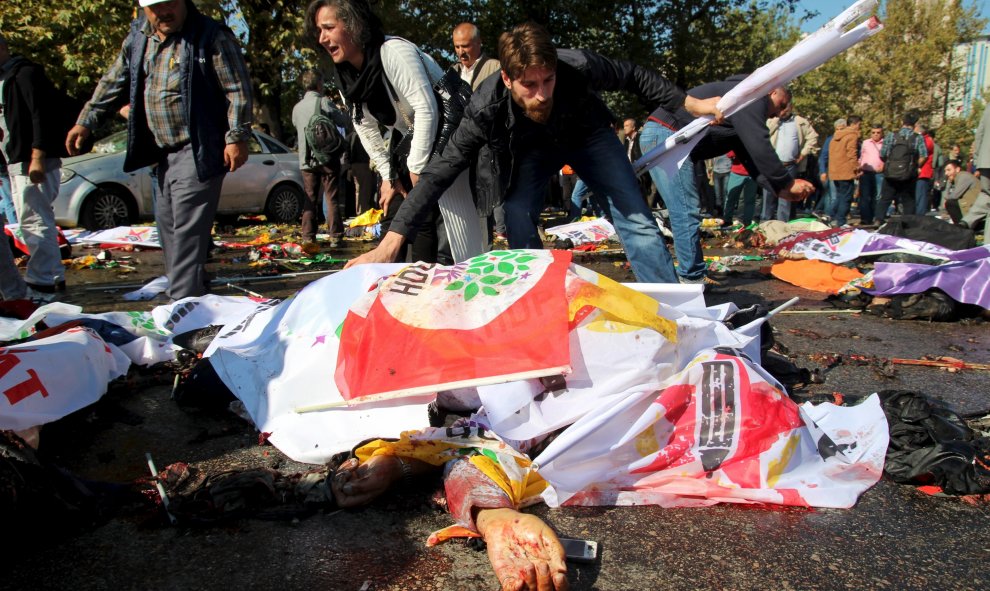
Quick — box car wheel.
[265,183,304,224]
[80,186,136,230]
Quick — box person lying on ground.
[331,432,568,591]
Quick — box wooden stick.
[295,365,572,413]
[779,309,862,314]
[890,357,990,371]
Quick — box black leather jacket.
[390,48,686,238]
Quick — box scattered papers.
[124,275,169,301]
[544,218,616,246]
[73,226,161,249]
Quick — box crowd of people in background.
[2,0,987,309]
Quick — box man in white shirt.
[450,23,501,91]
[764,103,818,221]
[451,22,504,243]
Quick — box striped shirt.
[78,20,252,149]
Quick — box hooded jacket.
[827,126,861,181]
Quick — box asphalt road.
[5,223,990,590]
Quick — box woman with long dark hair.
[305,0,482,263]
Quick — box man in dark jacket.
[640,75,814,284]
[66,0,253,300]
[0,32,67,301]
[347,22,721,283]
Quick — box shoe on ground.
[25,286,58,304]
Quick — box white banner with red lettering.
[533,350,888,509]
[0,294,281,432]
[0,326,130,430]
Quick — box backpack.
[884,132,918,181]
[304,97,346,168]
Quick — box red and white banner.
[534,350,888,509]
[0,326,130,431]
[206,263,436,464]
[545,219,616,245]
[70,225,162,248]
[335,250,573,402]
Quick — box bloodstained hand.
[476,507,568,591]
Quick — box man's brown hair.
[497,22,557,81]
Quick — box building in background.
[945,34,990,120]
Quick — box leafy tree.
[864,0,983,128]
[795,0,985,136]
[0,0,135,98]
[935,95,985,157]
[372,0,801,122]
[216,1,316,140]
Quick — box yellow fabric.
[568,272,678,342]
[353,428,546,507]
[355,435,459,467]
[349,208,384,228]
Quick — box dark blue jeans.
[859,171,881,224]
[830,179,855,226]
[638,122,706,280]
[761,163,798,221]
[503,126,677,283]
[915,178,932,215]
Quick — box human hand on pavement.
[330,456,402,508]
[476,507,568,591]
[65,125,92,156]
[224,141,248,172]
[344,231,406,269]
[684,95,724,125]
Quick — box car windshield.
[91,131,129,155]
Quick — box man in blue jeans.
[641,77,813,284]
[347,23,720,282]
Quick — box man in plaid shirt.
[66,0,253,300]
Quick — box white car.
[55,130,306,229]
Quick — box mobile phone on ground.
[559,537,599,563]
